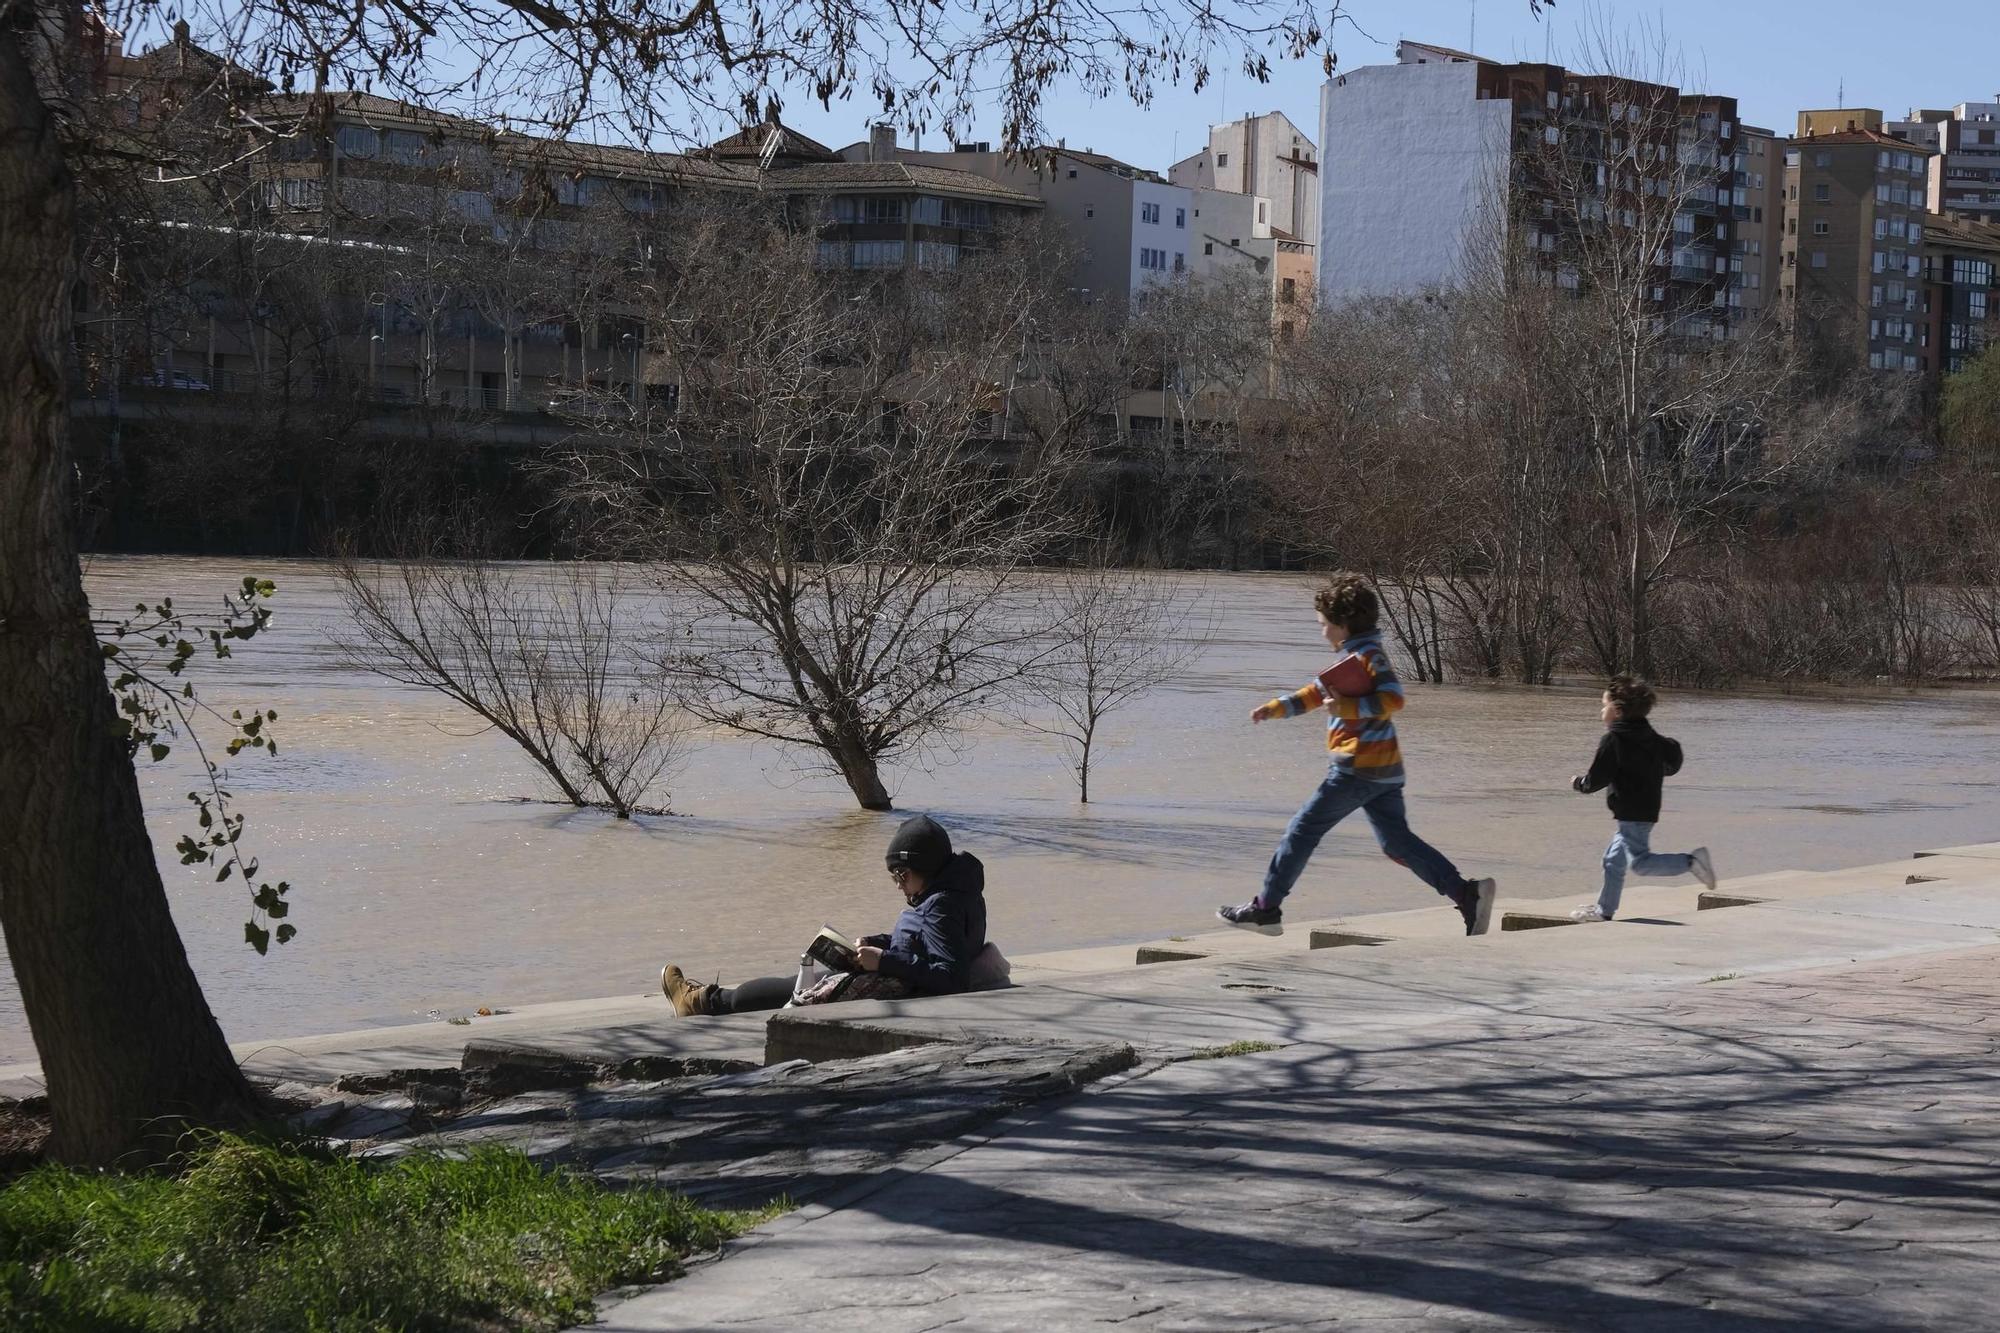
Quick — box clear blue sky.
[768,0,2000,169]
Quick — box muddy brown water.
[2,556,1996,1066]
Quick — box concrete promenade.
[593,850,2000,1331]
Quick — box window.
[915,240,960,270]
[1217,153,1228,167]
[1814,220,1830,236]
[851,239,906,268]
[1141,201,1160,224]
[1873,251,1887,273]
[335,125,378,158]
[270,177,323,209]
[383,129,424,164]
[1875,218,1889,240]
[1811,251,1827,268]
[1257,201,1267,222]
[1281,277,1296,304]
[1786,217,1797,236]
[1203,241,1213,255]
[1973,289,1990,321]
[1085,207,1094,218]
[1872,284,1884,307]
[1878,150,1890,169]
[1908,222,1922,245]
[1877,183,1889,203]
[1813,182,1830,201]
[1175,207,1185,228]
[1815,151,1831,167]
[1067,169,1077,178]
[1173,252,1184,272]
[911,195,943,224]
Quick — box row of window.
[1137,247,1184,272]
[1138,202,1188,228]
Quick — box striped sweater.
[1252,630,1407,783]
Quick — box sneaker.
[660,964,717,1017]
[1455,877,1498,936]
[1690,847,1717,891]
[1216,901,1283,935]
[1569,903,1611,923]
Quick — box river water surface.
[3,556,1996,1066]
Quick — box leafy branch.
[97,576,296,955]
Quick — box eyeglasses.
[888,865,911,883]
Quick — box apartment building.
[864,134,1194,308]
[1735,125,1784,315]
[1168,111,1320,262]
[81,33,1043,415]
[1780,116,1936,373]
[1921,214,2000,379]
[1890,100,2000,226]
[1318,41,1742,337]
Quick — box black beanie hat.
[885,814,952,878]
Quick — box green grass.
[1186,1040,1284,1060]
[0,1133,776,1332]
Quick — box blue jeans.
[1259,767,1465,910]
[1598,820,1692,917]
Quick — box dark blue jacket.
[861,852,987,995]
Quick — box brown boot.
[659,964,718,1017]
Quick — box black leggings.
[711,974,794,1015]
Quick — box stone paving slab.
[598,942,2000,1332]
[325,1039,1137,1209]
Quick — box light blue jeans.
[1259,767,1465,910]
[1599,820,1693,917]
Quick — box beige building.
[1781,116,1936,372]
[1168,111,1320,259]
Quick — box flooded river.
[3,556,1996,1066]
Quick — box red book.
[1316,654,1375,698]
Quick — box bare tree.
[1022,565,1210,802]
[333,535,689,818]
[559,200,1078,809]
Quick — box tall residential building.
[1920,214,2000,379]
[1168,110,1320,258]
[1890,100,2000,226]
[1736,125,1784,315]
[1780,117,1936,373]
[862,134,1194,308]
[1318,41,1742,337]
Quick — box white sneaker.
[1569,903,1610,923]
[1690,847,1716,891]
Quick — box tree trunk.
[0,28,259,1166]
[827,732,892,810]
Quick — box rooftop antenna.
[1469,0,1475,54]
[1838,77,1845,110]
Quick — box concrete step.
[1915,841,2000,861]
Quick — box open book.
[1315,653,1374,699]
[804,925,859,973]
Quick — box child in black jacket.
[1569,676,1716,922]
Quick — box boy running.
[1218,575,1497,937]
[1568,675,1716,922]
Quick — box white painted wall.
[1130,177,1197,294]
[1319,60,1510,306]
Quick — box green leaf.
[275,924,297,945]
[149,743,170,762]
[217,863,233,882]
[245,921,270,955]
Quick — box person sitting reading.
[660,814,991,1016]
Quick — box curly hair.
[1313,575,1379,634]
[1605,674,1657,719]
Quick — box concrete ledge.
[1136,946,1211,965]
[1699,891,1773,910]
[1501,912,1576,931]
[1309,929,1393,948]
[764,1013,952,1065]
